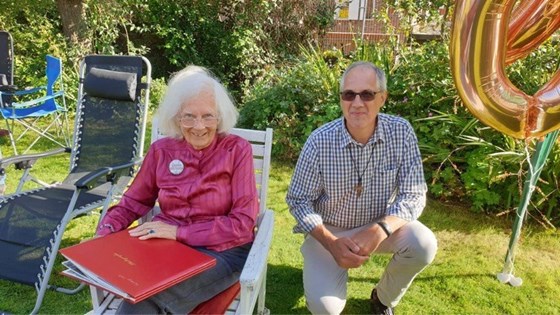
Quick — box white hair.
[156,65,238,138]
[339,61,387,92]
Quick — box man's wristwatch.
[376,221,392,237]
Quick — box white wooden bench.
[89,124,274,315]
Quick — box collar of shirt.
[338,115,388,149]
[180,133,220,158]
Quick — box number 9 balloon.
[450,0,560,139]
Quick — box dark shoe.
[370,288,394,315]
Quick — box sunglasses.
[340,90,379,102]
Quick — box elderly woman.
[96,65,259,314]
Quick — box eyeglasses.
[340,90,379,102]
[178,114,219,127]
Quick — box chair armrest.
[0,147,70,171]
[0,85,18,92]
[236,209,274,314]
[11,91,64,109]
[0,85,46,96]
[239,209,274,289]
[12,86,46,96]
[74,158,142,190]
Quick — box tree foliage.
[1,0,335,107]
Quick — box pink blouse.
[97,133,259,251]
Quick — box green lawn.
[266,164,560,314]
[0,145,559,313]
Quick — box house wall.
[320,0,404,54]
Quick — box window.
[336,0,350,19]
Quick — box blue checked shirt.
[286,114,427,234]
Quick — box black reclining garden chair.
[0,55,151,314]
[0,30,15,97]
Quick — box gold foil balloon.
[507,0,560,65]
[450,0,560,139]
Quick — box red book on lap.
[59,229,216,304]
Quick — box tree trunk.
[56,0,91,51]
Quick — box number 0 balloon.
[451,0,560,287]
[506,0,560,64]
[450,0,560,139]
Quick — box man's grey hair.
[339,61,387,92]
[156,65,238,138]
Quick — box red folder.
[59,229,216,304]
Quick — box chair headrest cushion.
[84,67,137,101]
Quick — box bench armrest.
[237,209,274,314]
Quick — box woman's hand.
[129,221,178,241]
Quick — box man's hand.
[351,224,386,256]
[311,225,369,269]
[327,236,370,268]
[352,217,408,255]
[129,221,178,240]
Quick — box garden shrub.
[130,0,335,101]
[239,46,346,161]
[240,39,560,227]
[399,39,560,226]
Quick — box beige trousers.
[301,221,437,314]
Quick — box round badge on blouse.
[169,159,184,175]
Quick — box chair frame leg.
[4,116,18,155]
[28,190,80,314]
[15,117,70,154]
[3,111,70,155]
[27,185,118,314]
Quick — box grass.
[266,165,560,314]
[1,133,559,314]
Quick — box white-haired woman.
[97,65,258,313]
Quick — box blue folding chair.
[0,55,70,155]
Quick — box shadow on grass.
[344,296,372,314]
[266,264,307,314]
[266,260,499,314]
